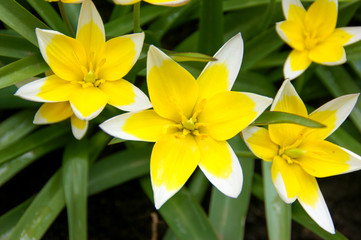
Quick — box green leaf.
[165,51,216,62]
[108,138,125,145]
[0,53,49,89]
[0,110,37,150]
[252,111,326,128]
[0,0,48,46]
[0,86,41,109]
[62,139,89,240]
[140,178,219,240]
[262,161,291,240]
[0,198,33,240]
[0,124,70,164]
[0,34,37,58]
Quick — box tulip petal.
[276,21,305,51]
[196,137,243,198]
[34,102,73,124]
[305,0,337,40]
[295,167,335,234]
[36,29,87,82]
[147,45,198,122]
[197,33,243,101]
[99,80,151,112]
[307,94,359,140]
[309,42,346,65]
[100,110,174,142]
[145,0,190,6]
[199,91,272,141]
[332,27,361,46]
[151,134,200,209]
[15,75,80,102]
[76,0,105,55]
[242,126,278,162]
[113,0,140,4]
[299,140,354,177]
[283,50,311,80]
[69,87,109,120]
[271,155,299,203]
[71,115,88,140]
[97,33,144,81]
[282,0,305,22]
[269,80,308,147]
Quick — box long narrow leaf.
[0,34,37,58]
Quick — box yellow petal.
[97,33,144,81]
[34,102,73,124]
[36,29,87,82]
[147,45,198,122]
[242,126,278,162]
[196,137,243,198]
[76,0,105,55]
[306,94,359,140]
[282,0,306,23]
[304,0,337,41]
[71,115,88,140]
[283,50,311,80]
[197,33,243,101]
[151,134,200,209]
[334,27,361,46]
[309,41,346,65]
[144,0,190,6]
[276,21,305,51]
[113,0,140,5]
[15,75,80,102]
[269,80,308,147]
[99,79,151,112]
[199,91,272,141]
[100,110,174,142]
[272,155,300,203]
[298,140,351,177]
[294,166,335,234]
[69,87,109,120]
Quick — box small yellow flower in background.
[100,34,273,209]
[242,80,361,233]
[276,0,361,80]
[45,0,82,3]
[113,0,189,7]
[15,0,151,139]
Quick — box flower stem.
[133,2,142,33]
[58,2,75,36]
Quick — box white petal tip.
[153,185,177,210]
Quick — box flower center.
[303,30,319,50]
[73,52,106,88]
[278,146,305,165]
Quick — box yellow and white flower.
[113,0,189,7]
[100,34,273,209]
[276,0,361,80]
[45,0,83,3]
[242,80,361,233]
[15,0,151,139]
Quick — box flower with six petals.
[113,0,189,6]
[276,0,361,80]
[242,80,361,233]
[15,0,151,139]
[100,34,273,209]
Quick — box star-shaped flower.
[100,34,273,209]
[113,0,189,7]
[15,0,151,139]
[276,0,361,80]
[243,80,361,233]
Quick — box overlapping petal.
[99,80,151,112]
[276,21,305,51]
[97,33,144,81]
[307,94,359,140]
[242,126,278,162]
[283,50,311,80]
[33,102,73,124]
[69,87,109,120]
[196,137,243,197]
[151,134,200,209]
[197,33,243,101]
[15,75,80,102]
[198,91,272,141]
[282,0,305,22]
[76,0,105,55]
[269,80,308,147]
[36,29,87,81]
[147,45,198,121]
[309,41,346,65]
[100,110,174,142]
[71,115,88,140]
